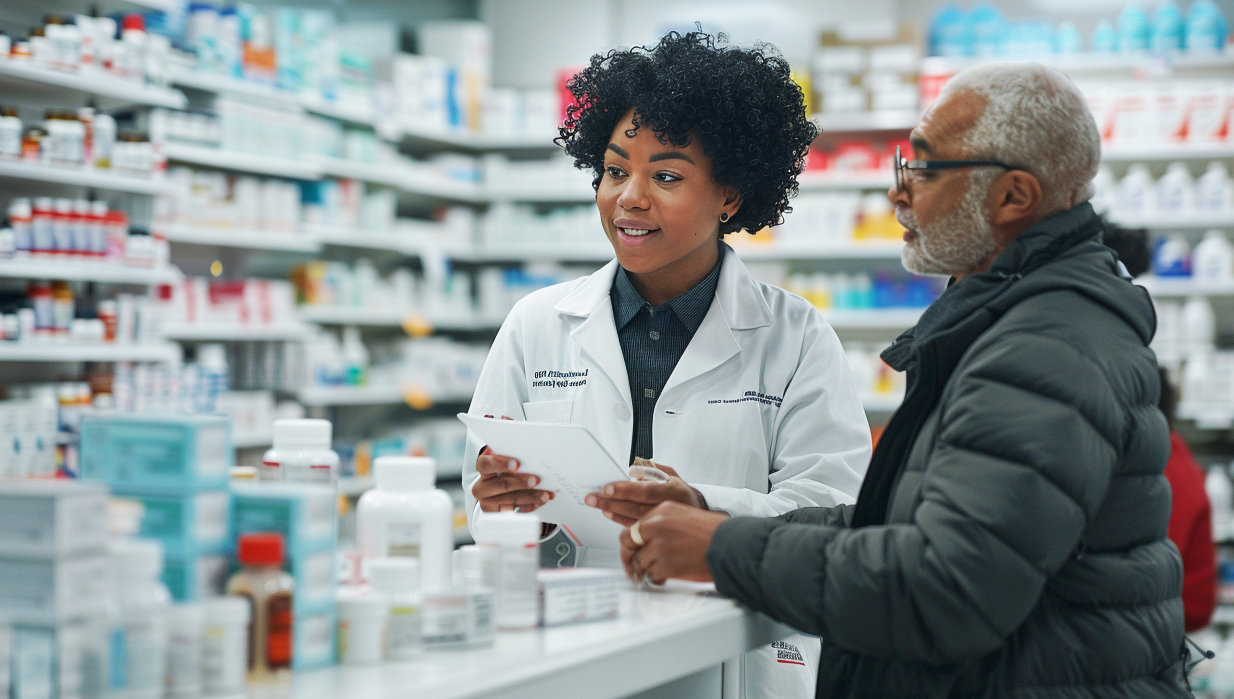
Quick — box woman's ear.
[721,186,743,220]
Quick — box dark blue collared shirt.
[610,249,723,463]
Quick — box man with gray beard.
[615,62,1189,697]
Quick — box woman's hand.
[584,463,706,527]
[472,445,554,513]
[620,501,729,584]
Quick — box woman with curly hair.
[462,31,871,697]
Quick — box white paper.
[458,413,628,548]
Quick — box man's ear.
[988,170,1042,226]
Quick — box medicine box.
[229,483,337,554]
[80,414,233,493]
[289,547,338,615]
[10,627,52,699]
[113,489,231,556]
[162,550,229,602]
[11,618,108,699]
[0,554,110,625]
[0,625,10,698]
[0,480,109,559]
[537,568,624,627]
[292,607,336,672]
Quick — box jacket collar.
[553,242,773,331]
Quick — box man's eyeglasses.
[894,145,1015,193]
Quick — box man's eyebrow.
[649,152,695,165]
[607,143,629,158]
[908,136,932,157]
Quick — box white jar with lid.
[106,538,171,699]
[337,590,387,665]
[164,602,203,698]
[261,419,339,486]
[368,557,422,661]
[356,456,453,589]
[199,596,249,696]
[474,512,541,630]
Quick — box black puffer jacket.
[708,204,1187,697]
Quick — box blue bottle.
[970,3,1006,57]
[1091,18,1118,52]
[1186,0,1230,53]
[1151,0,1186,54]
[929,2,972,57]
[1055,21,1083,54]
[1117,3,1151,52]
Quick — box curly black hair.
[555,31,818,237]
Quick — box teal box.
[162,548,229,602]
[229,483,336,556]
[80,414,233,494]
[114,489,231,557]
[292,606,336,672]
[287,546,337,614]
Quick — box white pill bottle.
[474,512,540,630]
[261,418,339,485]
[356,455,454,589]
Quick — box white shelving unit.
[1102,143,1234,163]
[306,224,421,254]
[814,111,919,133]
[297,306,411,327]
[730,241,904,261]
[164,142,324,180]
[861,394,904,413]
[482,182,595,203]
[0,343,180,362]
[296,385,406,407]
[0,160,176,195]
[1108,214,1234,231]
[823,308,924,330]
[233,431,275,450]
[169,69,303,107]
[0,59,187,109]
[399,126,559,153]
[160,323,311,342]
[1138,277,1234,297]
[315,159,410,189]
[921,49,1234,77]
[799,171,893,190]
[0,260,179,284]
[1178,403,1234,430]
[156,224,321,253]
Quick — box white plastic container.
[1116,164,1156,215]
[368,557,422,661]
[1196,162,1234,212]
[164,602,203,698]
[1206,466,1232,541]
[1181,295,1216,353]
[1154,162,1196,213]
[337,590,387,665]
[1192,230,1234,283]
[200,596,249,696]
[261,418,339,485]
[356,456,454,589]
[105,538,171,699]
[474,512,540,630]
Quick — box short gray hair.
[941,62,1101,216]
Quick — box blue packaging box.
[162,548,229,602]
[113,489,231,557]
[229,483,336,556]
[80,414,233,494]
[292,606,336,671]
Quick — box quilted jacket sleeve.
[708,330,1127,665]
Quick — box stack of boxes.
[80,413,234,601]
[0,481,111,698]
[230,482,338,670]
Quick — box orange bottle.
[226,533,295,682]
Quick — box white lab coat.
[463,243,871,699]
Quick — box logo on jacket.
[531,369,588,389]
[772,641,805,666]
[706,390,782,407]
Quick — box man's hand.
[472,445,554,513]
[619,501,729,584]
[584,463,707,527]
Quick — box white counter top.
[259,582,791,699]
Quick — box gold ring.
[630,521,645,547]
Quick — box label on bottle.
[386,522,422,558]
[422,596,469,646]
[234,591,256,672]
[108,618,164,691]
[266,592,294,669]
[388,604,421,657]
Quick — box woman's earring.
[719,213,729,223]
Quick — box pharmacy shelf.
[1107,213,1234,231]
[0,342,180,362]
[921,49,1234,77]
[164,142,323,180]
[861,394,904,413]
[156,224,321,252]
[0,259,179,284]
[814,110,919,134]
[169,69,304,108]
[799,171,894,190]
[451,240,904,263]
[300,96,378,127]
[1137,277,1234,297]
[427,312,509,332]
[0,160,176,195]
[399,126,559,153]
[1102,143,1234,162]
[482,182,595,203]
[233,431,274,449]
[306,225,416,253]
[316,159,409,189]
[0,59,187,109]
[297,306,410,327]
[159,323,312,342]
[449,243,613,263]
[296,385,405,407]
[338,476,376,497]
[731,242,904,261]
[401,171,481,203]
[823,308,924,330]
[1177,403,1234,430]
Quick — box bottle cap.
[122,13,144,32]
[273,418,331,449]
[474,512,541,546]
[237,532,285,567]
[374,455,435,491]
[368,557,420,592]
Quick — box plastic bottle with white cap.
[199,596,249,696]
[336,589,387,665]
[105,538,171,699]
[164,602,203,698]
[368,557,422,661]
[356,455,453,589]
[474,512,541,630]
[260,418,339,486]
